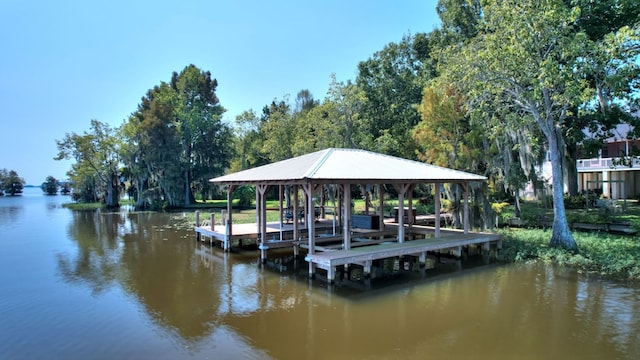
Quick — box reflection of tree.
[57,210,229,344]
[57,210,124,295]
[118,213,222,342]
[0,204,22,225]
[476,265,635,359]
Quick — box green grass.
[62,198,135,211]
[498,228,640,282]
[62,202,105,211]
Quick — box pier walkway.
[305,231,502,282]
[195,216,502,283]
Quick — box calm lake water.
[1,188,640,359]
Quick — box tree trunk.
[566,141,579,196]
[547,129,578,252]
[514,189,521,218]
[184,169,191,206]
[105,172,120,208]
[135,176,146,210]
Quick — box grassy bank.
[495,199,640,282]
[498,228,640,282]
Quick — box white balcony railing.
[577,157,640,171]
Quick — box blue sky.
[0,0,440,185]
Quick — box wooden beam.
[343,183,351,250]
[434,183,441,238]
[293,186,299,241]
[378,184,385,231]
[302,183,316,278]
[257,184,269,262]
[463,183,469,234]
[226,185,236,246]
[394,183,411,243]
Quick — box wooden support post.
[309,262,316,279]
[408,184,415,226]
[327,266,336,283]
[210,213,215,232]
[343,183,351,251]
[293,186,299,241]
[419,252,426,267]
[463,183,470,234]
[453,246,462,258]
[257,184,269,263]
[434,183,441,238]
[195,211,200,242]
[482,241,490,254]
[364,260,372,278]
[378,184,385,231]
[394,183,411,243]
[226,185,235,243]
[302,184,316,279]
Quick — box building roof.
[210,148,486,185]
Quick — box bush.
[563,193,589,209]
[235,186,255,208]
[491,202,512,225]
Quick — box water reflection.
[0,204,23,228]
[53,208,640,359]
[57,210,124,295]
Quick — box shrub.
[563,193,589,209]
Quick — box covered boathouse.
[198,148,502,282]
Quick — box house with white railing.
[576,124,640,200]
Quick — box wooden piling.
[195,211,200,241]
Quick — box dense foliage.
[56,65,233,209]
[0,169,25,196]
[41,176,59,195]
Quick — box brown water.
[1,188,639,359]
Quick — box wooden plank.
[306,233,501,269]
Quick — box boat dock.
[194,214,502,283]
[306,231,502,282]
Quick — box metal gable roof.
[210,148,486,185]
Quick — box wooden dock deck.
[195,216,502,284]
[306,232,502,282]
[195,218,339,249]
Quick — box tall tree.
[231,109,267,172]
[120,65,232,208]
[1,169,25,196]
[562,0,640,194]
[260,99,294,162]
[447,0,592,251]
[55,120,122,207]
[41,175,58,195]
[131,82,183,208]
[356,33,435,158]
[170,64,229,205]
[291,76,371,155]
[120,109,149,209]
[326,74,370,149]
[294,89,319,114]
[414,82,488,227]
